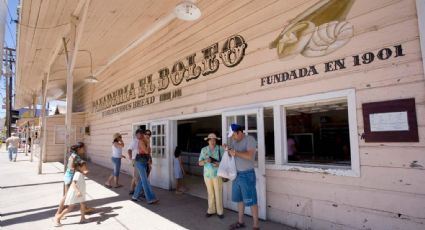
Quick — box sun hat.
[71,142,85,151]
[227,123,242,137]
[204,133,221,141]
[113,133,122,140]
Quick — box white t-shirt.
[112,143,123,158]
[6,136,20,148]
[127,139,139,160]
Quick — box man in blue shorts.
[225,123,259,230]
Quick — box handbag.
[217,150,237,181]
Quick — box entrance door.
[148,120,172,190]
[222,108,266,220]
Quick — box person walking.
[199,133,225,219]
[131,130,159,204]
[128,129,144,195]
[54,161,90,226]
[55,142,94,216]
[224,124,259,230]
[6,133,20,162]
[104,133,125,188]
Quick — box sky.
[1,0,65,118]
[1,0,18,118]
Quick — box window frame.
[265,89,360,177]
[150,123,167,158]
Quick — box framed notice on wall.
[362,98,419,142]
[54,126,77,144]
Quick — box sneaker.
[147,199,159,205]
[131,198,140,202]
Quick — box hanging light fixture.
[84,50,99,83]
[175,1,201,21]
[85,75,98,83]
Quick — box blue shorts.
[231,169,257,206]
[64,171,74,185]
[112,157,122,176]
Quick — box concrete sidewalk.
[0,147,295,230]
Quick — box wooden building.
[15,0,425,229]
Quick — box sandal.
[229,222,245,230]
[52,218,62,227]
[104,183,112,188]
[113,184,123,188]
[79,219,88,224]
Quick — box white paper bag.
[217,151,237,181]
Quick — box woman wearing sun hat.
[198,133,225,219]
[104,133,125,188]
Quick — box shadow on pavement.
[1,180,63,189]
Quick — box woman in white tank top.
[104,133,125,188]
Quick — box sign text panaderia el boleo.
[92,35,247,115]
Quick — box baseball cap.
[227,123,242,137]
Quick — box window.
[285,99,350,166]
[225,113,259,162]
[266,89,360,176]
[151,124,166,158]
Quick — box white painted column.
[417,0,425,80]
[273,105,283,165]
[63,0,91,170]
[38,74,48,174]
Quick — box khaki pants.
[204,177,223,215]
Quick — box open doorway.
[177,115,221,199]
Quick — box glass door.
[221,108,266,220]
[148,120,172,189]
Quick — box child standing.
[174,146,187,194]
[54,161,89,227]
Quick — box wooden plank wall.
[44,113,86,162]
[75,0,425,229]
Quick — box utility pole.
[4,47,15,138]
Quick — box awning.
[15,0,191,108]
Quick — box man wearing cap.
[6,133,20,162]
[199,133,225,219]
[225,124,259,230]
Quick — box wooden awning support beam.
[63,0,91,171]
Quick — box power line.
[2,0,17,48]
[3,0,13,22]
[5,23,16,47]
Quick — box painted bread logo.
[269,0,355,58]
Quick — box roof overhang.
[16,0,193,108]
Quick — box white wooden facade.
[43,113,86,162]
[16,0,425,229]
